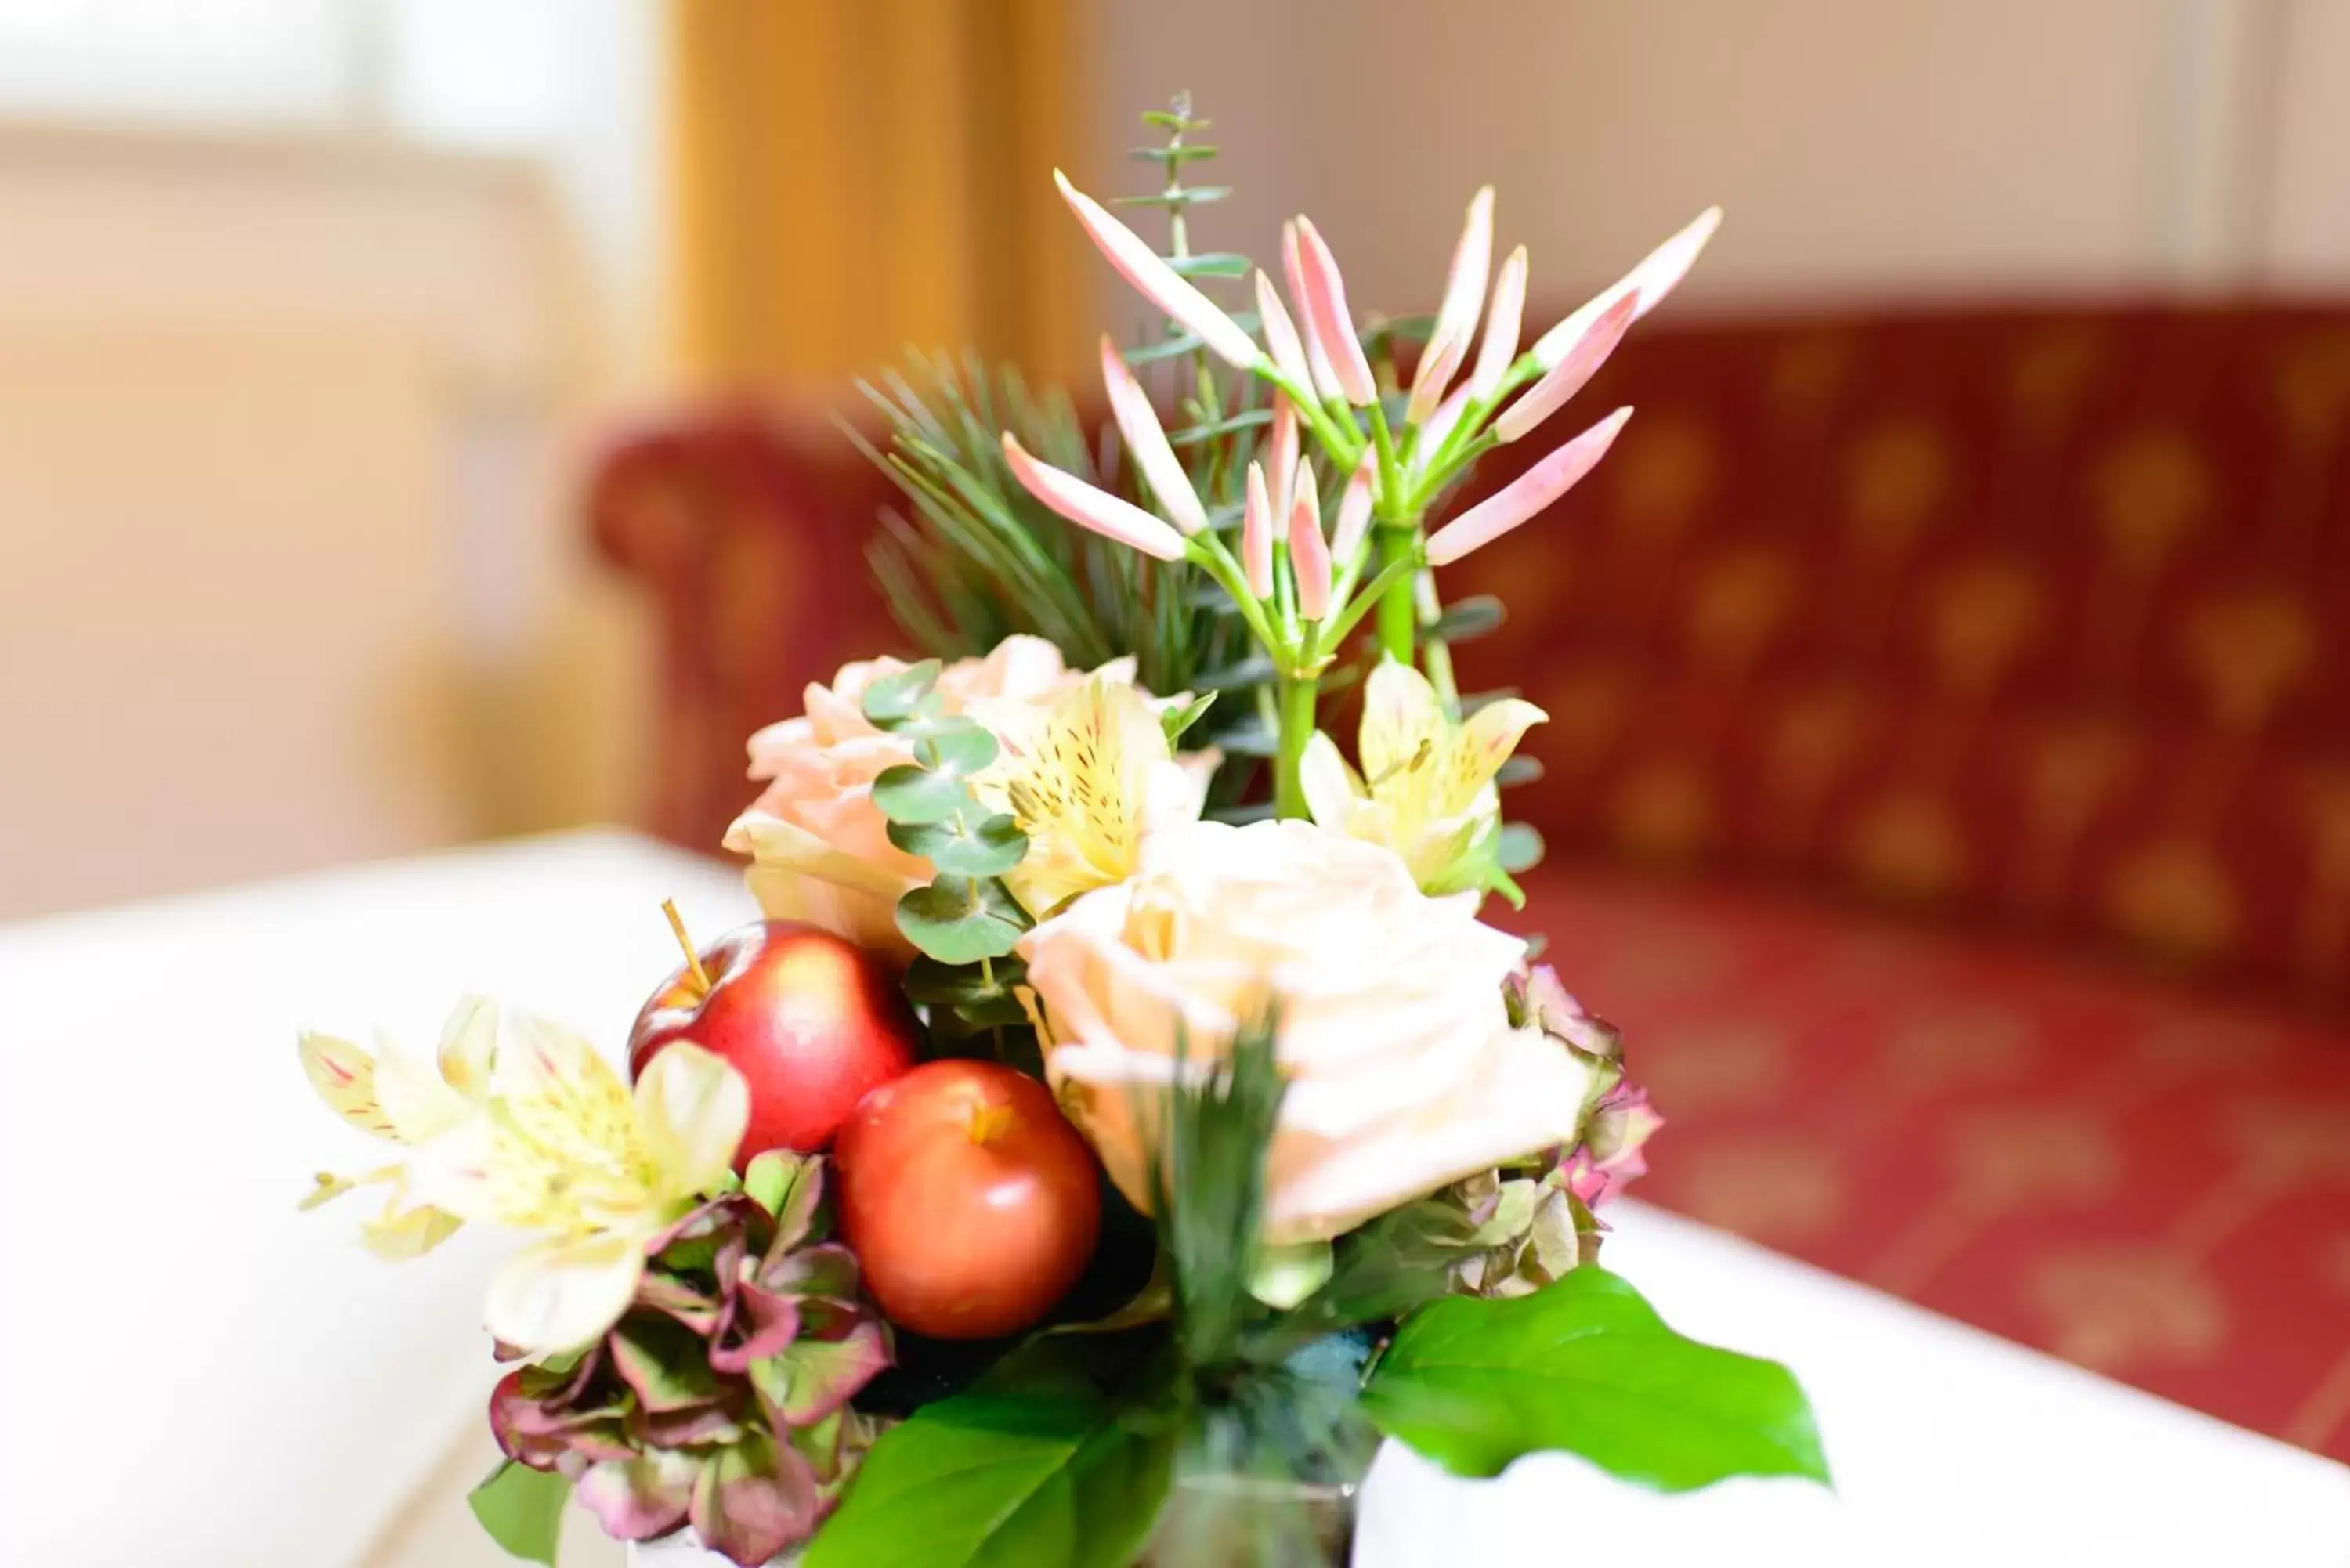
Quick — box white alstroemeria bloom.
[1299,659,1546,898]
[972,673,1211,919]
[296,995,499,1259]
[407,1020,747,1359]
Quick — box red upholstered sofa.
[590,305,2350,1461]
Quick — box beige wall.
[1092,0,2350,323]
[0,132,650,919]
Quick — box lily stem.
[1372,521,1420,663]
[1273,673,1320,821]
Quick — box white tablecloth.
[4,830,2345,1567]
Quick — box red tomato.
[833,1060,1103,1340]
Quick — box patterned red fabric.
[1502,863,2350,1462]
[589,406,905,854]
[587,305,2350,1457]
[1449,307,2350,1010]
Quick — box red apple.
[833,1060,1102,1340]
[628,919,920,1162]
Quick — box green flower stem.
[1274,671,1320,822]
[1253,363,1362,468]
[1372,522,1420,662]
[1318,551,1421,661]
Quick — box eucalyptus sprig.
[856,660,1035,1058]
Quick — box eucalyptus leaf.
[1497,821,1546,874]
[902,954,1026,1006]
[466,1460,570,1566]
[1430,595,1505,642]
[1360,1267,1830,1492]
[803,1336,1179,1568]
[1495,754,1546,788]
[916,724,1000,777]
[1161,250,1250,277]
[860,661,944,727]
[888,812,1029,878]
[897,876,1028,964]
[872,764,974,826]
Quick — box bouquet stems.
[1274,674,1320,821]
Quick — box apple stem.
[661,898,713,998]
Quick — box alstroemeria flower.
[727,638,1155,957]
[971,673,1210,918]
[296,995,499,1259]
[409,1021,748,1359]
[1299,658,1546,898]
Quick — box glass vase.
[1133,1469,1357,1567]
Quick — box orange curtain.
[667,0,1089,394]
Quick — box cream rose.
[725,636,1152,956]
[1018,818,1606,1242]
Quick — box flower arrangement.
[296,99,1825,1567]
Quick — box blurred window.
[0,0,582,153]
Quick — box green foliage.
[466,1460,569,1566]
[896,876,1028,965]
[804,1335,1181,1568]
[858,94,1274,814]
[1360,1266,1831,1491]
[1152,1013,1288,1372]
[858,666,1036,1055]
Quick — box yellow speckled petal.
[374,1029,481,1147]
[1358,659,1445,784]
[436,995,500,1103]
[1298,732,1364,832]
[297,1030,401,1141]
[1455,697,1548,804]
[494,1014,642,1179]
[359,1194,465,1260]
[485,1230,647,1360]
[633,1042,750,1206]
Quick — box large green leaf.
[466,1460,570,1566]
[802,1339,1178,1568]
[1360,1267,1830,1492]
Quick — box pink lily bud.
[1290,216,1379,406]
[1470,245,1529,400]
[1429,186,1495,370]
[1279,223,1346,403]
[1289,464,1331,619]
[1098,335,1209,536]
[1331,449,1377,565]
[1002,432,1189,562]
[1405,315,1472,428]
[1424,407,1633,567]
[1254,271,1317,396]
[1415,387,1474,473]
[1530,207,1720,370]
[1242,461,1275,597]
[1492,289,1637,443]
[1055,169,1264,371]
[1268,393,1300,516]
